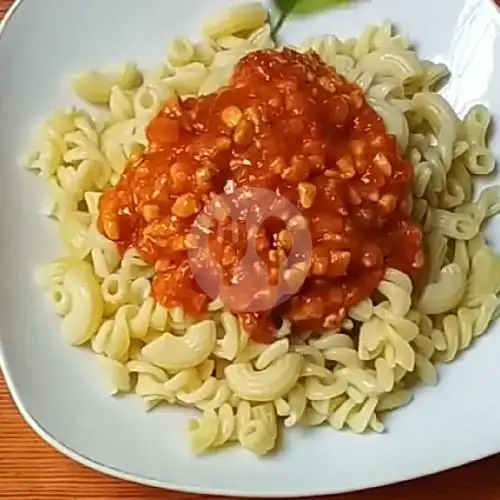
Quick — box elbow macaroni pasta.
[202,2,268,39]
[142,320,217,371]
[225,353,303,402]
[71,63,143,105]
[28,3,500,456]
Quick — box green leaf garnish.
[275,0,352,15]
[271,0,354,38]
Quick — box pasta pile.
[27,2,500,456]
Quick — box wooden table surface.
[2,0,500,498]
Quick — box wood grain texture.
[1,0,500,498]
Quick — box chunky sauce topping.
[99,49,423,343]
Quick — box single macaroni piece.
[466,145,495,176]
[127,359,169,381]
[377,276,412,317]
[134,83,176,121]
[463,104,491,150]
[225,353,303,402]
[301,409,329,427]
[188,401,253,454]
[234,340,268,363]
[464,244,500,307]
[162,368,200,397]
[304,376,348,401]
[142,320,217,371]
[432,295,500,363]
[194,40,218,67]
[323,344,363,368]
[376,389,413,412]
[46,284,72,316]
[91,297,169,361]
[100,120,139,175]
[167,37,196,68]
[216,34,251,51]
[368,98,409,152]
[58,211,92,259]
[213,312,243,361]
[63,115,105,165]
[254,338,290,370]
[238,403,278,456]
[418,263,466,315]
[120,247,154,280]
[309,332,354,351]
[373,303,420,342]
[279,382,307,427]
[327,394,379,433]
[177,377,232,411]
[72,63,143,105]
[99,356,131,395]
[302,35,341,67]
[300,362,336,381]
[429,207,479,240]
[135,372,174,409]
[202,2,268,39]
[60,261,103,345]
[359,48,423,84]
[457,186,500,226]
[109,86,135,121]
[293,344,327,368]
[101,271,141,308]
[411,92,459,170]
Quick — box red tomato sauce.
[98,48,423,343]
